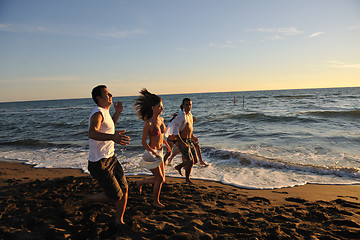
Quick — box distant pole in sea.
[234,95,236,105]
[243,95,245,109]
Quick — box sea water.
[0,87,359,189]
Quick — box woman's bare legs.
[150,161,165,208]
[136,161,166,208]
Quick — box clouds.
[248,27,302,40]
[96,29,147,39]
[250,27,303,36]
[0,23,61,34]
[348,25,360,30]
[247,27,327,40]
[329,61,360,69]
[1,75,86,84]
[206,26,323,50]
[307,32,325,38]
[0,23,147,39]
[1,0,359,102]
[181,25,326,52]
[209,40,246,49]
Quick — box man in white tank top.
[85,85,131,227]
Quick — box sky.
[0,0,359,102]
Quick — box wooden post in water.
[243,95,245,109]
[234,95,236,105]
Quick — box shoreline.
[1,159,360,201]
[1,161,359,239]
[2,157,360,191]
[0,157,360,196]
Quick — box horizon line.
[1,86,359,104]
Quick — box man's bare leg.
[167,148,180,166]
[174,164,183,176]
[184,160,194,184]
[136,177,155,194]
[164,140,175,165]
[115,189,128,226]
[195,144,209,166]
[84,191,128,226]
[84,192,111,204]
[164,151,171,164]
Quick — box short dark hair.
[91,85,107,104]
[180,98,191,110]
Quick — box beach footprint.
[247,197,271,205]
[285,197,308,204]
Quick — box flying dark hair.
[91,85,107,105]
[180,98,191,110]
[134,88,162,121]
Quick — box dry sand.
[0,161,359,239]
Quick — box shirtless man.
[166,98,198,183]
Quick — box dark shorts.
[168,138,177,145]
[179,138,197,163]
[88,155,128,200]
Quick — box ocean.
[0,87,359,189]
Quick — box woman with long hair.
[134,89,171,208]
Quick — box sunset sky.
[0,0,359,102]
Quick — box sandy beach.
[0,161,359,240]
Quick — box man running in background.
[165,98,198,183]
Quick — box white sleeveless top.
[88,106,115,162]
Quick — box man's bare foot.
[200,161,209,167]
[153,202,165,208]
[175,165,183,176]
[185,179,194,184]
[115,217,125,227]
[135,181,142,195]
[83,194,92,206]
[115,220,132,232]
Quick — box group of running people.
[85,85,208,226]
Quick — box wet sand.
[0,161,359,239]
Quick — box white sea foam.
[1,146,359,189]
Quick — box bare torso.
[180,113,193,139]
[148,118,166,150]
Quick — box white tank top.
[88,106,115,162]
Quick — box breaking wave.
[204,147,360,180]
